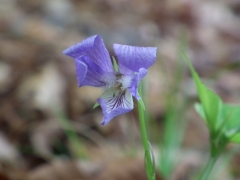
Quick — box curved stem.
[199,154,219,180]
[138,82,155,180]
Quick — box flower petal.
[75,55,116,87]
[75,59,87,87]
[63,35,114,73]
[113,44,157,73]
[98,88,133,125]
[128,68,147,100]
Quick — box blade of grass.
[54,110,87,159]
[159,30,188,179]
[182,52,223,133]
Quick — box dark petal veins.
[98,88,133,125]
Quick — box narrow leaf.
[182,52,222,131]
[112,56,119,72]
[93,102,99,109]
[230,134,240,143]
[194,103,207,122]
[221,104,240,143]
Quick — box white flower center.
[103,73,132,92]
[117,75,132,90]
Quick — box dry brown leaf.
[27,160,90,180]
[89,158,163,180]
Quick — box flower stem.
[199,154,219,180]
[138,82,155,180]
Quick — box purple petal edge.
[75,60,87,87]
[63,35,114,73]
[63,35,98,58]
[129,68,147,100]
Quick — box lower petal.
[97,88,133,125]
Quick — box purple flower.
[63,35,157,125]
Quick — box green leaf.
[222,104,240,129]
[112,56,119,72]
[194,88,240,144]
[194,103,207,122]
[183,52,240,145]
[93,102,99,109]
[197,83,223,131]
[182,52,222,131]
[220,104,240,143]
[230,134,240,143]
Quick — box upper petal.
[97,88,133,125]
[113,44,157,73]
[75,55,116,87]
[63,35,114,73]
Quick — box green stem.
[199,154,219,180]
[138,83,155,180]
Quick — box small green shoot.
[112,56,119,72]
[182,52,240,180]
[182,52,222,133]
[93,102,99,109]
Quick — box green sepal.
[93,102,99,109]
[112,56,119,72]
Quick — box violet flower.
[63,35,157,125]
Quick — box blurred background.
[1,0,240,179]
